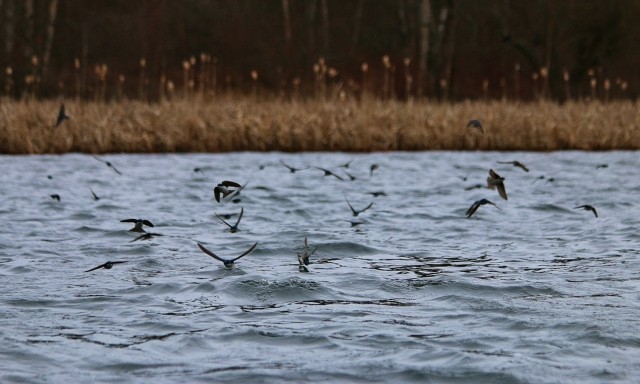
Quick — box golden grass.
[1,97,638,154]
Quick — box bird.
[315,167,344,181]
[93,155,122,175]
[466,119,484,134]
[197,242,258,269]
[575,205,598,218]
[466,199,500,218]
[497,160,529,172]
[487,169,508,200]
[215,207,244,233]
[343,171,357,181]
[367,191,387,197]
[130,232,164,242]
[120,218,154,233]
[89,188,100,201]
[338,160,353,168]
[193,167,205,174]
[464,184,485,191]
[55,104,70,127]
[84,261,127,273]
[213,180,242,203]
[345,195,374,217]
[50,194,61,201]
[279,160,309,173]
[369,164,379,177]
[297,237,317,273]
[596,164,608,169]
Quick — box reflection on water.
[1,151,639,383]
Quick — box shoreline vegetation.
[1,98,638,154]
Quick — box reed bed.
[1,98,638,154]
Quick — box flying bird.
[84,261,127,273]
[487,169,508,200]
[120,218,154,233]
[315,167,344,181]
[575,205,598,218]
[89,188,100,201]
[466,199,500,218]
[215,207,244,233]
[55,104,70,127]
[338,160,353,168]
[297,237,317,273]
[93,155,122,175]
[343,171,357,181]
[367,191,387,197]
[369,164,379,177]
[130,232,164,242]
[50,194,61,201]
[213,180,242,203]
[466,119,484,134]
[197,241,258,268]
[497,160,529,172]
[345,195,374,217]
[279,160,309,173]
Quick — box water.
[1,151,639,383]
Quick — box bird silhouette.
[279,160,309,173]
[93,155,122,175]
[197,242,258,268]
[466,119,484,134]
[575,205,598,218]
[466,199,500,218]
[55,104,70,127]
[315,167,344,181]
[130,232,164,242]
[50,194,61,201]
[487,169,508,200]
[297,237,317,273]
[497,160,529,172]
[215,207,244,233]
[213,180,242,203]
[89,188,100,201]
[84,261,127,272]
[120,218,154,233]
[345,195,374,217]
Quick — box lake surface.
[1,151,639,383]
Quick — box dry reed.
[0,98,638,154]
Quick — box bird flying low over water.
[466,199,500,218]
[369,164,379,177]
[84,261,127,272]
[197,241,258,268]
[497,161,529,172]
[280,160,309,173]
[215,207,244,233]
[466,119,484,134]
[575,205,598,218]
[93,155,122,175]
[130,232,164,242]
[213,180,242,203]
[345,195,374,217]
[50,194,61,201]
[121,218,154,232]
[55,104,70,127]
[487,169,508,200]
[89,188,100,201]
[297,237,317,273]
[315,167,344,181]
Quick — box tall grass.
[0,98,638,154]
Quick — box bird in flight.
[130,232,164,242]
[55,104,70,127]
[487,169,508,200]
[466,199,500,218]
[369,164,379,177]
[89,188,100,201]
[121,218,154,233]
[84,261,127,272]
[575,205,598,218]
[93,155,122,175]
[497,160,529,172]
[213,180,242,203]
[215,207,244,233]
[297,237,317,273]
[279,160,309,173]
[466,119,484,134]
[50,194,61,201]
[197,242,258,268]
[345,195,374,217]
[315,167,344,181]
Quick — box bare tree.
[4,0,15,64]
[351,0,365,51]
[417,0,432,99]
[320,0,330,53]
[282,0,293,62]
[41,0,60,85]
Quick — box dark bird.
[297,237,317,273]
[315,167,344,181]
[215,207,244,233]
[596,164,608,169]
[369,164,379,177]
[464,184,485,191]
[84,261,127,273]
[487,169,508,200]
[279,160,309,173]
[575,205,598,218]
[338,160,353,168]
[55,104,70,127]
[89,188,100,201]
[497,161,530,172]
[531,175,546,184]
[130,232,164,242]
[343,171,357,181]
[197,241,258,269]
[466,119,484,134]
[93,155,122,175]
[50,194,61,201]
[345,195,374,217]
[120,218,154,233]
[367,191,387,197]
[466,199,500,218]
[193,167,204,174]
[213,180,242,203]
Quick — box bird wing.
[466,201,480,218]
[197,243,226,263]
[130,234,150,242]
[344,197,357,215]
[515,162,529,172]
[361,202,374,212]
[120,219,138,223]
[233,207,244,227]
[496,183,508,200]
[489,169,500,179]
[84,263,107,272]
[231,242,258,262]
[214,187,222,203]
[592,207,598,217]
[222,180,242,188]
[109,164,123,175]
[214,212,233,228]
[142,220,154,227]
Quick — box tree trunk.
[441,0,456,99]
[24,0,34,59]
[282,0,293,57]
[351,0,365,50]
[4,0,15,63]
[417,0,431,99]
[41,0,59,85]
[320,0,330,54]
